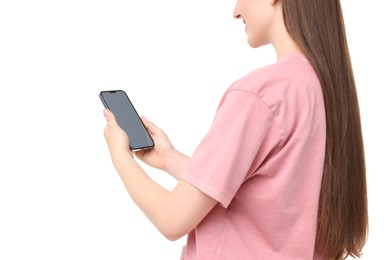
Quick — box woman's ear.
[269,0,279,6]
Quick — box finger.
[134,149,146,160]
[140,115,150,126]
[103,109,117,125]
[141,116,160,135]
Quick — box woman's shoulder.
[228,53,319,97]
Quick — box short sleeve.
[181,90,280,208]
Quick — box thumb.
[141,116,157,133]
[141,116,164,137]
[103,109,117,124]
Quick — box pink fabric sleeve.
[181,89,281,208]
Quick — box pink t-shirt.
[180,53,326,260]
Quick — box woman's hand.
[135,116,176,172]
[103,109,133,168]
[103,110,188,178]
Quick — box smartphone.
[99,90,154,151]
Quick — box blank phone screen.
[100,90,154,150]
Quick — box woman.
[102,0,368,259]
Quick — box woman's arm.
[103,109,217,240]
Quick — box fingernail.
[103,109,110,117]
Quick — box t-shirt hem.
[181,173,231,208]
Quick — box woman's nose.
[233,3,241,19]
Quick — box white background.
[0,0,388,259]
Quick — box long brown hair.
[282,0,368,258]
